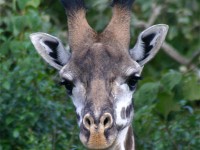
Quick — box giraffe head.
[30,0,168,149]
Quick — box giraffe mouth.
[79,123,117,149]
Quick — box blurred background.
[0,0,200,149]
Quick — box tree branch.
[133,3,198,68]
[162,42,189,65]
[188,49,200,66]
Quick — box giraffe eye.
[126,75,142,91]
[60,79,74,95]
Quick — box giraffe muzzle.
[83,113,113,131]
[80,113,116,149]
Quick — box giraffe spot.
[126,104,133,118]
[120,107,126,119]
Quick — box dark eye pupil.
[60,80,74,95]
[126,75,142,91]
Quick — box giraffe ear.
[129,24,168,66]
[30,32,71,70]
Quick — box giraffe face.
[58,43,142,149]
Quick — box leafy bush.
[0,0,199,150]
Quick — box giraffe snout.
[83,113,113,131]
[81,112,115,149]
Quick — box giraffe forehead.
[60,43,141,82]
[75,47,123,75]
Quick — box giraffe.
[30,0,168,149]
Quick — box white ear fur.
[130,24,168,66]
[30,32,71,70]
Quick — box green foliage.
[182,74,200,101]
[134,70,200,149]
[0,0,199,150]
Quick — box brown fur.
[67,9,97,51]
[68,5,131,54]
[87,124,108,149]
[101,5,132,50]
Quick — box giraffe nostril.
[103,117,111,128]
[85,118,91,126]
[101,113,113,129]
[104,117,108,126]
[103,117,109,126]
[83,113,113,130]
[83,114,94,130]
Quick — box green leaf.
[135,82,160,106]
[178,17,190,24]
[27,0,41,8]
[6,117,14,125]
[13,130,19,138]
[2,81,10,90]
[182,75,200,101]
[161,70,182,91]
[17,0,29,10]
[168,26,178,40]
[155,92,180,119]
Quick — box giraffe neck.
[108,125,135,150]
